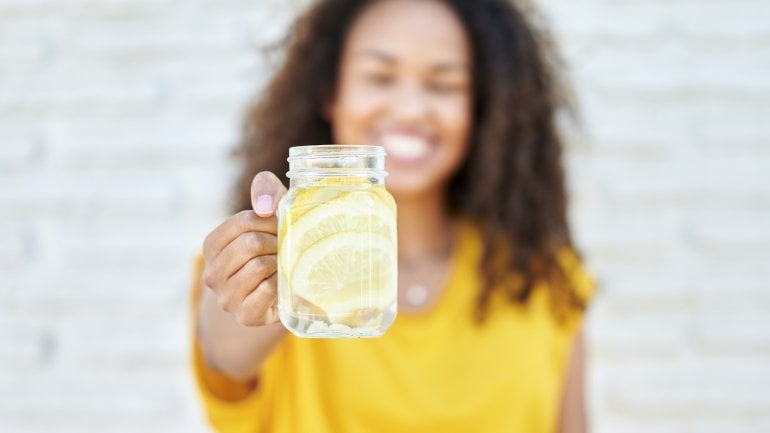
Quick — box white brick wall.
[542,1,770,432]
[1,0,768,432]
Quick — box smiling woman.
[192,1,594,432]
[328,0,473,198]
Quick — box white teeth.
[382,134,430,160]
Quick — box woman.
[193,0,594,432]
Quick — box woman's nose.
[387,80,430,123]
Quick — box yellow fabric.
[190,221,594,433]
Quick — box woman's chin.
[384,173,441,200]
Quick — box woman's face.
[328,0,473,200]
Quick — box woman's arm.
[556,327,588,433]
[198,284,287,381]
[196,171,290,382]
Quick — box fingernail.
[255,194,273,214]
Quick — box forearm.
[197,285,288,381]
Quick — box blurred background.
[1,0,769,432]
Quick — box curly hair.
[231,0,587,321]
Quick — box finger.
[203,210,277,260]
[240,273,279,326]
[215,232,277,280]
[251,171,288,218]
[223,255,278,311]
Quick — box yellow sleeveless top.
[190,221,593,433]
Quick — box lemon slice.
[290,231,397,319]
[287,178,364,220]
[278,186,395,275]
[277,181,397,327]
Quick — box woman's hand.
[201,171,287,327]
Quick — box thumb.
[251,171,288,217]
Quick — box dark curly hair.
[231,0,587,321]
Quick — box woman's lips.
[380,133,431,163]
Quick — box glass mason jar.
[277,145,398,338]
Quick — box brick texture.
[1,0,769,432]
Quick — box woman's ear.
[321,99,333,121]
[320,80,340,121]
[321,91,336,121]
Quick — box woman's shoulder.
[454,218,595,319]
[556,247,596,307]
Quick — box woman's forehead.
[343,0,471,65]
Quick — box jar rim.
[286,145,387,179]
[288,144,385,159]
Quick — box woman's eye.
[427,81,465,94]
[363,72,394,86]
